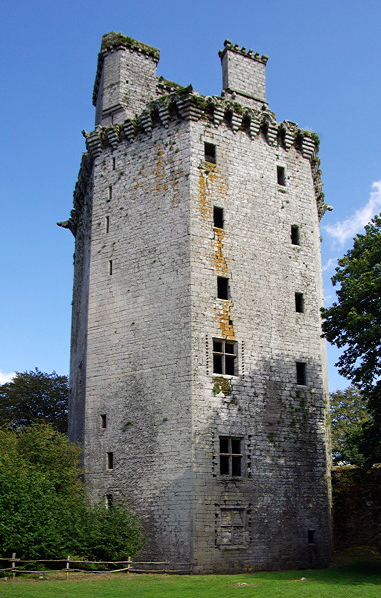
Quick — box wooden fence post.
[127,556,131,573]
[11,553,16,581]
[66,555,70,580]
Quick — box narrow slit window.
[295,292,304,313]
[107,452,114,470]
[109,260,113,275]
[108,185,112,201]
[291,225,300,245]
[296,362,307,386]
[217,277,229,300]
[106,494,113,509]
[112,157,116,170]
[219,436,243,476]
[105,216,110,233]
[308,529,315,544]
[204,142,216,164]
[277,165,286,186]
[213,339,237,375]
[100,414,107,429]
[214,206,224,229]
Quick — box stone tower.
[65,32,331,573]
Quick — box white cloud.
[0,371,15,384]
[323,180,381,246]
[322,257,338,272]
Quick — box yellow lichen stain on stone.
[154,145,168,193]
[198,164,227,222]
[212,228,229,276]
[214,300,236,340]
[198,170,212,220]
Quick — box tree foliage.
[330,386,369,465]
[322,215,381,389]
[0,369,68,433]
[322,214,381,466]
[0,423,144,560]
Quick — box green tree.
[0,423,144,560]
[322,214,381,466]
[0,369,68,432]
[330,386,369,465]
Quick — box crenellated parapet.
[218,39,268,65]
[82,90,326,217]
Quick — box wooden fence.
[0,553,191,579]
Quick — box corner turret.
[93,32,160,126]
[219,40,268,109]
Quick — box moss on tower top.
[101,32,160,61]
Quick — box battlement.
[81,91,325,219]
[218,39,268,65]
[100,31,160,60]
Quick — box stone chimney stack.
[93,32,160,126]
[219,40,268,110]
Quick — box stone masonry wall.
[68,33,331,573]
[187,120,330,571]
[82,119,196,561]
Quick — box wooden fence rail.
[0,554,191,579]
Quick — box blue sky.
[1,0,381,391]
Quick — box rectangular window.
[277,165,286,186]
[108,185,112,200]
[295,292,304,313]
[214,206,224,229]
[217,276,229,300]
[112,157,116,170]
[296,362,307,385]
[100,414,107,429]
[105,216,110,233]
[219,436,243,476]
[109,260,113,275]
[106,494,113,509]
[291,225,300,245]
[213,339,237,375]
[107,452,114,470]
[204,142,216,164]
[308,529,315,544]
[218,508,246,547]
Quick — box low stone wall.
[332,466,381,550]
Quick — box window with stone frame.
[219,436,243,476]
[213,339,237,375]
[204,142,216,164]
[217,507,247,547]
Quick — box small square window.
[213,339,237,375]
[214,206,224,229]
[277,165,286,186]
[291,225,300,245]
[296,362,306,386]
[107,452,114,470]
[217,277,229,300]
[205,142,216,164]
[219,436,243,476]
[295,292,304,313]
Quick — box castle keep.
[65,32,331,572]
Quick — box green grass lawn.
[1,560,381,598]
